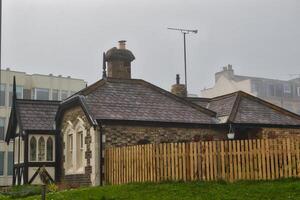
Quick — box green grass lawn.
[1,179,300,200]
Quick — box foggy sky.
[2,0,300,95]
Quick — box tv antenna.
[167,27,198,93]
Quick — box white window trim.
[28,135,55,162]
[64,118,86,175]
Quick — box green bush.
[48,183,58,193]
[1,185,41,199]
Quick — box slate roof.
[187,91,300,126]
[16,99,60,130]
[63,78,217,124]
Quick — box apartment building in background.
[201,65,300,115]
[0,68,86,186]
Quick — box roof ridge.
[75,77,217,117]
[210,91,239,101]
[136,79,217,117]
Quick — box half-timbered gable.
[6,79,60,185]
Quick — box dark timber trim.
[24,133,29,184]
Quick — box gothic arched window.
[46,137,54,161]
[30,137,37,161]
[38,137,45,161]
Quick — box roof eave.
[56,95,98,127]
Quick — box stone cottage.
[6,41,300,186]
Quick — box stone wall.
[260,128,300,139]
[103,124,227,148]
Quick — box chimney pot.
[176,74,180,84]
[118,40,126,49]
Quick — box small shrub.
[48,183,58,193]
[2,185,41,199]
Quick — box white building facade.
[201,65,300,115]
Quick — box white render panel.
[28,167,55,185]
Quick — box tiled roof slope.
[16,99,60,130]
[234,95,300,125]
[75,78,217,124]
[188,93,238,117]
[187,91,300,126]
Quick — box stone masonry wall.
[260,128,300,139]
[103,124,227,148]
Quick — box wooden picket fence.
[104,138,300,185]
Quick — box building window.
[52,89,59,101]
[7,152,13,176]
[70,91,77,96]
[67,132,73,170]
[76,130,84,170]
[61,90,69,100]
[0,84,6,106]
[46,137,54,161]
[0,118,5,140]
[68,134,73,152]
[297,87,300,97]
[33,88,49,100]
[9,85,23,106]
[0,151,4,175]
[38,137,45,161]
[30,137,37,161]
[23,89,31,100]
[268,85,275,96]
[283,83,291,94]
[251,82,258,93]
[80,131,84,149]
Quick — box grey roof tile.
[16,99,60,130]
[78,78,217,124]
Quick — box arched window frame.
[74,117,86,172]
[63,121,74,172]
[46,137,54,161]
[29,135,55,162]
[29,136,37,161]
[38,137,45,161]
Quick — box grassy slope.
[5,179,300,200]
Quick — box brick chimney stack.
[171,74,187,98]
[105,40,135,79]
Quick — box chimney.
[215,64,235,82]
[171,74,187,98]
[105,40,135,79]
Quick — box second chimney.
[171,74,187,98]
[105,40,135,79]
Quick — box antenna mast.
[168,27,198,93]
